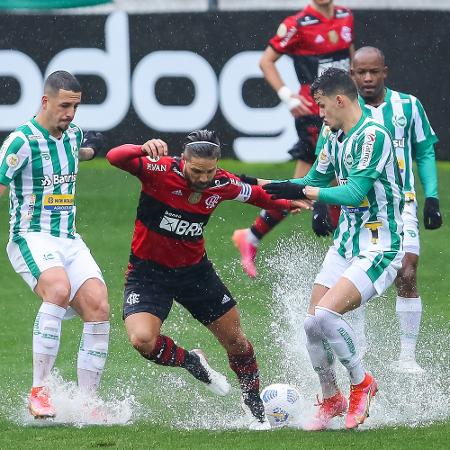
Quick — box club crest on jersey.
[392,115,407,128]
[188,192,202,204]
[344,150,354,168]
[205,194,221,209]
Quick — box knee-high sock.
[249,209,289,243]
[396,296,422,361]
[32,302,66,387]
[315,307,366,385]
[77,321,110,394]
[304,314,339,398]
[228,341,260,394]
[346,305,367,358]
[145,335,210,384]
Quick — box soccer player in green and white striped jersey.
[0,71,110,419]
[351,46,442,374]
[263,68,404,430]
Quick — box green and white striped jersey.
[304,114,404,259]
[359,88,438,201]
[0,118,83,241]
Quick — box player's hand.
[423,197,442,230]
[82,131,105,157]
[238,174,258,185]
[141,139,168,159]
[312,201,334,237]
[263,182,307,200]
[290,199,313,214]
[289,94,314,117]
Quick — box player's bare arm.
[260,46,313,117]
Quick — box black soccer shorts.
[288,115,323,163]
[123,256,237,326]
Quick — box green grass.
[0,159,449,449]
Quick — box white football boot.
[190,349,231,396]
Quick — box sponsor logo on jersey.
[393,138,405,149]
[172,189,183,196]
[335,8,351,18]
[276,22,287,37]
[392,114,407,128]
[318,148,329,163]
[280,26,297,48]
[340,26,352,43]
[359,132,375,168]
[314,34,325,44]
[28,135,40,141]
[205,194,221,209]
[41,151,51,161]
[43,194,75,211]
[159,211,204,236]
[126,292,140,305]
[298,15,320,26]
[41,172,77,187]
[146,155,160,162]
[6,154,20,168]
[147,162,167,172]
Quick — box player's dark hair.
[44,71,82,95]
[183,129,221,160]
[311,68,357,101]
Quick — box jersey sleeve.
[0,132,29,186]
[269,15,302,54]
[411,97,438,152]
[106,144,146,177]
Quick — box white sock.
[315,307,366,385]
[304,314,339,398]
[32,302,66,387]
[246,228,260,246]
[396,296,422,361]
[77,321,110,394]
[346,305,367,358]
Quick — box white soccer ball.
[261,383,302,428]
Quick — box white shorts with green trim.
[402,201,420,256]
[7,232,104,301]
[314,245,404,304]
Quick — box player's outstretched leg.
[233,209,288,278]
[314,306,378,429]
[29,302,66,419]
[228,342,270,430]
[145,335,230,396]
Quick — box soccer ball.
[261,384,302,428]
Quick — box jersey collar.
[305,3,335,22]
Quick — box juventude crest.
[392,114,407,128]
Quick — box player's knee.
[47,282,71,305]
[222,332,249,353]
[129,332,158,355]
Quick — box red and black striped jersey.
[269,4,354,114]
[107,144,292,269]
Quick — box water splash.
[264,234,450,429]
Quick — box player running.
[233,0,354,277]
[0,71,109,419]
[351,46,442,373]
[106,130,309,430]
[262,68,404,429]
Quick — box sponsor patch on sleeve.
[358,132,376,168]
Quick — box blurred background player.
[262,68,404,429]
[0,71,109,419]
[106,130,309,430]
[351,46,442,373]
[233,0,354,278]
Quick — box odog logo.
[159,211,204,236]
[205,194,220,209]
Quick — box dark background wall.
[0,10,448,158]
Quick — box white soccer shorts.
[402,201,420,255]
[7,232,104,301]
[314,245,404,304]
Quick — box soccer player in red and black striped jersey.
[106,130,310,430]
[233,0,354,277]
